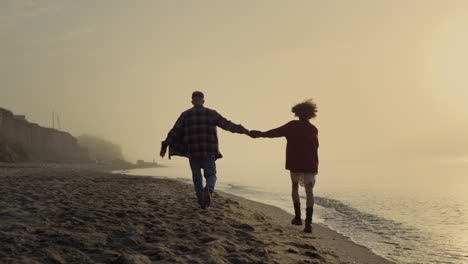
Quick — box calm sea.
[122,158,468,264]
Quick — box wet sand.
[0,165,394,263]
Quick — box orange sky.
[1,0,467,163]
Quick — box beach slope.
[0,166,393,264]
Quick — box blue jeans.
[189,157,217,207]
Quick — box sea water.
[123,158,468,264]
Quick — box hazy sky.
[1,0,467,164]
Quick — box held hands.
[248,130,262,138]
[240,126,261,138]
[240,126,250,135]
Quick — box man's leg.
[201,157,217,208]
[189,159,205,208]
[202,157,217,192]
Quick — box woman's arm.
[250,121,292,138]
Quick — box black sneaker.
[291,216,303,225]
[203,187,212,208]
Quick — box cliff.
[0,108,89,162]
[77,134,124,162]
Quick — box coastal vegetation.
[0,141,29,162]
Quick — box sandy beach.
[0,165,394,264]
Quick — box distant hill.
[77,134,124,162]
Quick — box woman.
[249,99,319,233]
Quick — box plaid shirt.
[162,105,248,160]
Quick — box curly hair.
[291,99,317,120]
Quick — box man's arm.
[213,111,249,134]
[160,113,185,158]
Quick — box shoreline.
[0,161,164,171]
[120,166,397,263]
[0,164,394,263]
[219,191,395,264]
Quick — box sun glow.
[422,15,468,119]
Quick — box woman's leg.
[290,173,302,225]
[305,183,314,208]
[303,175,316,233]
[291,181,300,203]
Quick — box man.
[160,91,249,209]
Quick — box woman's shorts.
[290,172,317,187]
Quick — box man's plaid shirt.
[162,105,248,160]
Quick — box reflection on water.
[124,159,468,264]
